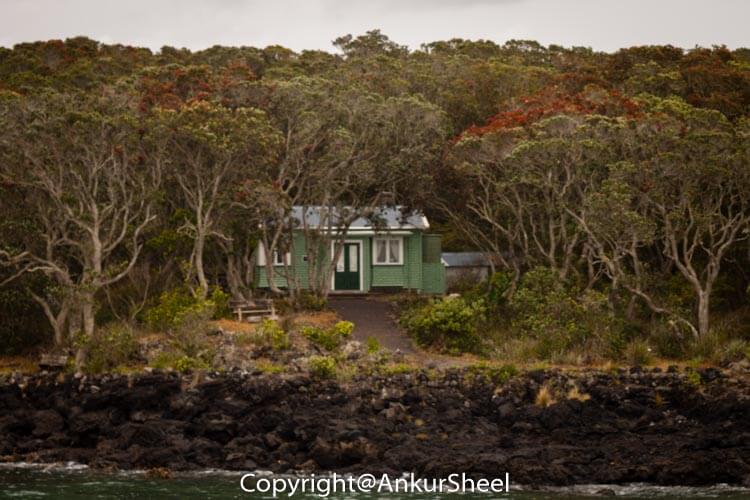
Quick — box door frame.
[330,239,364,292]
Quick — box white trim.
[330,240,364,292]
[344,230,414,235]
[372,236,404,266]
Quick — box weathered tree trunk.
[193,229,210,299]
[75,290,96,370]
[697,290,710,338]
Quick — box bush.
[509,267,620,361]
[145,286,229,332]
[169,302,215,360]
[715,339,749,366]
[296,291,328,312]
[255,319,290,350]
[624,339,653,366]
[80,322,140,373]
[209,287,231,319]
[400,297,485,353]
[302,321,354,351]
[366,336,381,354]
[151,352,208,373]
[145,288,197,332]
[308,355,336,378]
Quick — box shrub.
[716,339,749,366]
[308,355,336,378]
[255,319,290,350]
[302,321,353,351]
[80,322,140,373]
[169,302,215,360]
[688,330,724,362]
[509,267,619,362]
[254,359,285,374]
[624,339,652,367]
[366,336,381,354]
[145,288,197,332]
[145,286,229,332]
[209,287,231,319]
[173,355,209,373]
[297,291,328,312]
[400,297,485,353]
[486,271,513,310]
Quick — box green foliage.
[467,362,518,384]
[145,288,198,332]
[302,321,354,351]
[365,336,381,354]
[308,355,336,378]
[151,352,208,373]
[79,322,140,374]
[145,286,228,332]
[209,287,231,319]
[255,319,290,350]
[401,296,485,353]
[296,291,328,311]
[509,268,620,361]
[685,370,702,387]
[486,272,513,310]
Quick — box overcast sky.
[1,0,747,53]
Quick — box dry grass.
[535,383,557,407]
[292,311,339,329]
[212,319,257,334]
[0,356,41,374]
[566,385,591,402]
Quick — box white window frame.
[372,237,404,266]
[257,243,291,267]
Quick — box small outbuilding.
[441,252,495,290]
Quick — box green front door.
[334,242,360,291]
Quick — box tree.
[151,100,281,298]
[0,90,161,363]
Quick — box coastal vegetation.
[1,32,750,371]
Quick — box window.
[273,251,287,266]
[373,237,403,265]
[257,243,290,266]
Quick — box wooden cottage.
[255,206,446,294]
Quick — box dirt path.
[328,297,416,353]
[328,297,472,368]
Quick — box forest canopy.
[1,32,749,366]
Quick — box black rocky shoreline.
[1,367,749,487]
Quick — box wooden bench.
[230,299,278,323]
[39,354,68,370]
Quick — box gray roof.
[441,252,494,267]
[291,206,429,230]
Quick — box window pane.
[376,240,387,263]
[349,245,358,272]
[335,244,344,271]
[389,239,400,263]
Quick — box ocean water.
[1,464,749,499]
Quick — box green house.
[255,206,446,294]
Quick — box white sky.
[0,0,747,53]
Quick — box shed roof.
[441,252,494,267]
[291,206,429,231]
